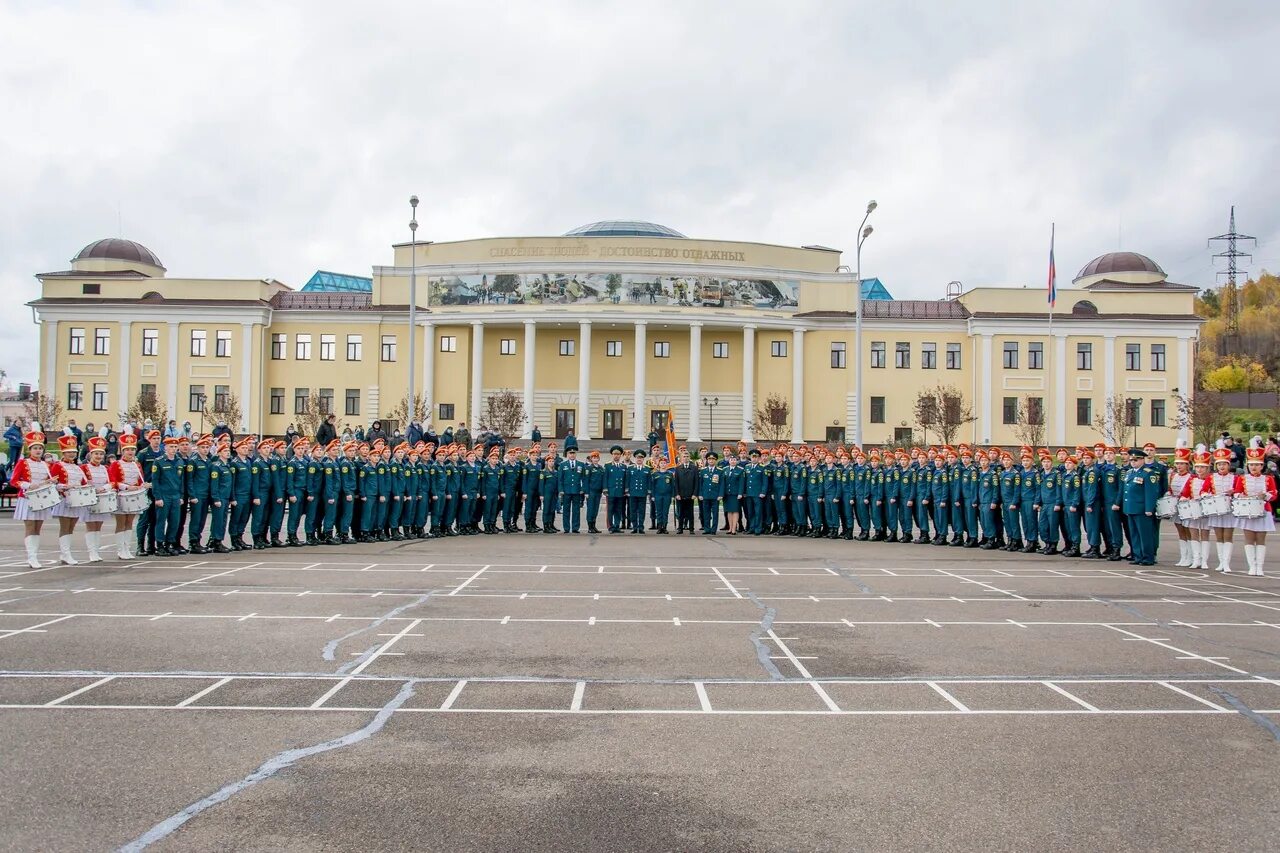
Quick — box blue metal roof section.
[300,270,373,293]
[861,277,893,301]
[564,220,686,238]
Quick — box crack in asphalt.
[823,558,873,594]
[743,590,784,681]
[320,590,444,663]
[117,680,419,852]
[1208,687,1280,742]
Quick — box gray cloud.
[3,0,1278,386]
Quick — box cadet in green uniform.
[584,451,605,534]
[520,447,542,533]
[976,451,999,548]
[539,455,560,533]
[185,436,213,554]
[205,440,233,553]
[959,447,980,547]
[788,453,808,536]
[1018,452,1040,552]
[1036,455,1062,555]
[149,437,185,556]
[267,442,288,547]
[136,431,163,556]
[285,441,310,546]
[1060,455,1082,557]
[745,450,766,535]
[997,453,1022,551]
[229,439,254,550]
[652,457,674,534]
[699,452,724,534]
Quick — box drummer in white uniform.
[81,436,115,563]
[1207,446,1241,573]
[108,430,148,560]
[7,424,56,568]
[1168,442,1193,567]
[1237,439,1277,577]
[50,432,89,565]
[1182,447,1214,570]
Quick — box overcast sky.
[3,0,1278,388]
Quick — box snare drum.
[93,490,119,515]
[67,486,98,508]
[117,488,150,514]
[1200,494,1232,516]
[25,483,61,512]
[1155,495,1179,519]
[1177,499,1204,521]
[1232,497,1267,519]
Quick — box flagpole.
[1047,223,1056,445]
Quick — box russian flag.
[1047,223,1057,308]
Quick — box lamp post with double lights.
[703,396,720,445]
[854,200,876,449]
[406,196,419,427]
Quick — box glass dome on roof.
[564,220,686,238]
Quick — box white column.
[521,320,535,438]
[1103,334,1117,440]
[742,324,756,442]
[167,321,180,420]
[1054,333,1067,444]
[43,319,58,404]
[631,321,647,441]
[791,328,805,443]
[118,321,132,417]
[979,334,993,443]
[469,321,484,428]
[239,322,253,432]
[687,322,703,442]
[422,321,436,425]
[1177,336,1191,445]
[578,320,592,439]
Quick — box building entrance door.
[826,426,846,445]
[554,408,576,439]
[602,409,623,440]
[650,410,669,433]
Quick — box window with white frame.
[381,335,396,362]
[92,383,108,411]
[1151,343,1166,372]
[440,335,457,353]
[69,327,85,354]
[346,335,362,360]
[272,333,286,360]
[215,330,232,357]
[190,329,207,357]
[320,334,336,361]
[559,339,575,356]
[830,342,846,369]
[770,340,787,358]
[606,340,623,357]
[712,342,729,359]
[654,341,671,358]
[921,342,937,369]
[67,383,83,410]
[94,328,110,355]
[946,342,961,369]
[142,328,159,356]
[870,341,885,368]
[295,334,312,360]
[500,338,517,355]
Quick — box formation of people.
[7,424,1275,577]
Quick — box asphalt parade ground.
[1,518,1278,851]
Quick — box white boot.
[1256,544,1266,577]
[24,535,41,569]
[86,532,102,563]
[1221,541,1233,574]
[1175,540,1190,567]
[115,533,130,560]
[1214,541,1225,572]
[58,535,79,566]
[1199,540,1212,570]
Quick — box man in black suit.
[672,448,698,533]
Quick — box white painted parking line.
[310,677,353,709]
[45,676,116,706]
[571,681,585,711]
[448,565,490,596]
[176,677,234,707]
[927,682,971,712]
[695,681,712,712]
[0,614,76,640]
[1042,681,1100,712]
[439,680,467,710]
[709,566,743,598]
[1157,681,1229,711]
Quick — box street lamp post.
[196,393,206,436]
[407,195,419,429]
[703,396,719,445]
[854,200,876,449]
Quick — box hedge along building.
[31,225,1201,446]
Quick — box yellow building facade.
[31,225,1202,448]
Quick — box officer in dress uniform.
[1142,441,1168,559]
[520,445,542,533]
[136,430,163,556]
[626,449,650,534]
[604,447,628,534]
[651,455,674,534]
[1123,448,1159,565]
[698,452,724,534]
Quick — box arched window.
[1072,299,1098,315]
[141,291,164,302]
